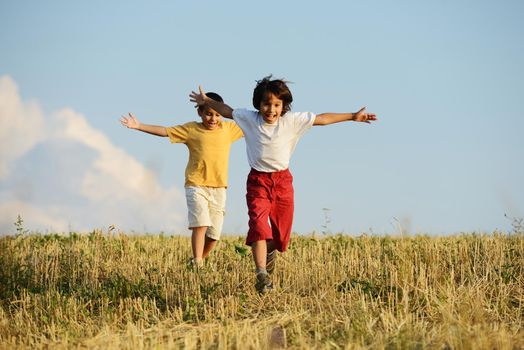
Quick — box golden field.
[0,230,522,349]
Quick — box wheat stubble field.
[0,231,522,349]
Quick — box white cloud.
[54,108,169,202]
[0,201,70,232]
[0,76,46,180]
[0,76,186,234]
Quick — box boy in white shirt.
[190,76,376,292]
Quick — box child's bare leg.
[191,226,208,263]
[252,239,274,293]
[252,240,268,270]
[202,236,217,259]
[265,240,277,274]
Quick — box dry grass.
[0,231,522,349]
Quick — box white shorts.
[185,186,226,240]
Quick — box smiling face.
[259,93,284,124]
[199,107,222,130]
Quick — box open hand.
[354,107,377,123]
[189,85,207,108]
[120,112,140,129]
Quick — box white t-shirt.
[232,108,316,172]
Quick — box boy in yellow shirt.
[120,93,243,267]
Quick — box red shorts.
[245,168,294,252]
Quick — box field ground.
[0,231,523,349]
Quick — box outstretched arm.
[189,86,234,119]
[313,107,377,126]
[120,113,168,137]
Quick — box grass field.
[0,230,522,349]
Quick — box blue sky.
[1,0,523,235]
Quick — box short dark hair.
[252,75,293,114]
[198,92,224,113]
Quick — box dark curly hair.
[252,75,293,114]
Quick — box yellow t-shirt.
[166,121,243,188]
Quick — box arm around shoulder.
[211,100,234,119]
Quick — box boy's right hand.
[189,85,208,108]
[120,112,141,129]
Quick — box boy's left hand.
[354,107,377,123]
